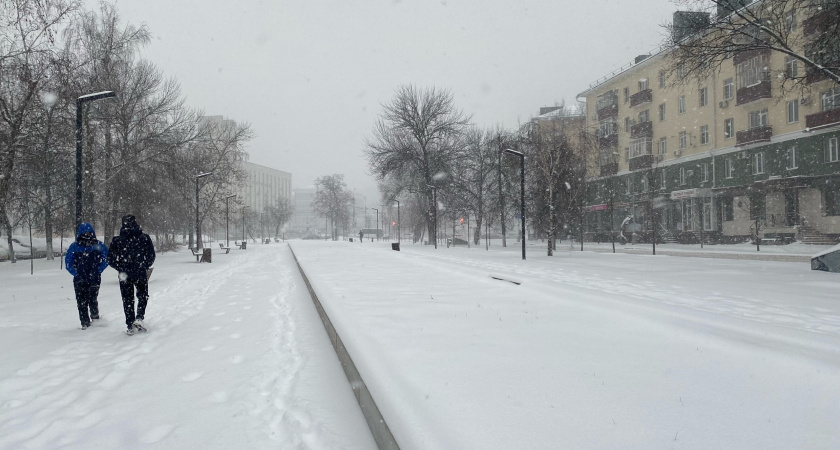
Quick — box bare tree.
[365,85,471,243]
[265,196,293,240]
[312,174,352,241]
[666,0,840,90]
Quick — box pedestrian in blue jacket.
[64,223,109,329]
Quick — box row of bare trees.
[365,85,594,256]
[1,1,253,263]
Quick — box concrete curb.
[289,246,400,450]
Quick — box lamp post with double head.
[225,194,237,247]
[76,91,116,229]
[504,149,526,260]
[194,172,213,249]
[242,205,250,244]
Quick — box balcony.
[736,125,773,146]
[736,80,771,106]
[630,120,653,138]
[599,133,618,149]
[600,163,618,177]
[629,154,654,171]
[803,9,830,37]
[597,103,618,121]
[630,89,652,108]
[805,108,840,129]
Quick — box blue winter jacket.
[65,223,109,283]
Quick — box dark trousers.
[73,279,100,326]
[120,277,149,327]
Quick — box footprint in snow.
[210,326,222,331]
[200,345,216,352]
[139,424,175,443]
[181,372,203,382]
[228,355,244,364]
[229,333,242,339]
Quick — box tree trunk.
[3,208,17,263]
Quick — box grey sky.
[108,0,676,200]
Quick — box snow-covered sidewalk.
[291,240,840,449]
[0,244,375,449]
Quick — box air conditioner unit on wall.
[674,149,682,156]
[655,155,664,162]
[801,97,811,106]
[719,100,729,108]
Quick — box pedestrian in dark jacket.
[107,214,155,335]
[64,223,109,329]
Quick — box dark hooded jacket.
[108,215,156,280]
[65,223,109,283]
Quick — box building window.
[638,79,649,91]
[659,70,666,88]
[679,131,687,149]
[629,137,652,158]
[750,193,766,221]
[785,56,799,79]
[822,87,840,111]
[699,87,708,107]
[737,53,770,89]
[701,163,709,182]
[641,176,648,192]
[749,108,768,128]
[626,177,633,194]
[725,158,734,178]
[599,118,617,137]
[625,117,631,132]
[787,100,799,123]
[724,118,734,139]
[825,188,840,216]
[700,125,709,144]
[722,196,734,221]
[724,78,734,100]
[659,136,667,155]
[680,167,687,185]
[753,152,766,174]
[678,96,686,114]
[659,103,666,121]
[784,10,797,31]
[638,109,650,123]
[829,137,840,162]
[661,169,667,190]
[787,146,798,169]
[678,63,686,79]
[624,87,630,103]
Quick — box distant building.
[290,188,318,234]
[242,159,292,223]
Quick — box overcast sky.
[104,0,677,200]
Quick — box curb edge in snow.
[289,245,400,450]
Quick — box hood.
[120,214,142,236]
[76,222,96,239]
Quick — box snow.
[2,239,840,448]
[0,244,375,449]
[290,239,840,449]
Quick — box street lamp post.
[393,199,400,243]
[371,208,379,241]
[194,172,213,249]
[225,194,236,247]
[426,184,438,249]
[504,149,526,260]
[242,205,250,244]
[76,91,115,229]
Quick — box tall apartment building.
[242,159,292,217]
[578,6,840,244]
[290,188,318,235]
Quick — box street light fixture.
[76,90,115,228]
[371,207,379,241]
[504,149,526,260]
[225,194,237,247]
[194,172,213,249]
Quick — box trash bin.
[201,248,212,263]
[349,238,354,242]
[241,241,247,250]
[391,243,400,251]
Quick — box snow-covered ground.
[2,239,840,449]
[291,240,840,449]
[0,244,376,449]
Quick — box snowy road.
[291,240,840,449]
[0,244,375,449]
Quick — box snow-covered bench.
[218,243,231,254]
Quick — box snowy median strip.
[289,245,400,450]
